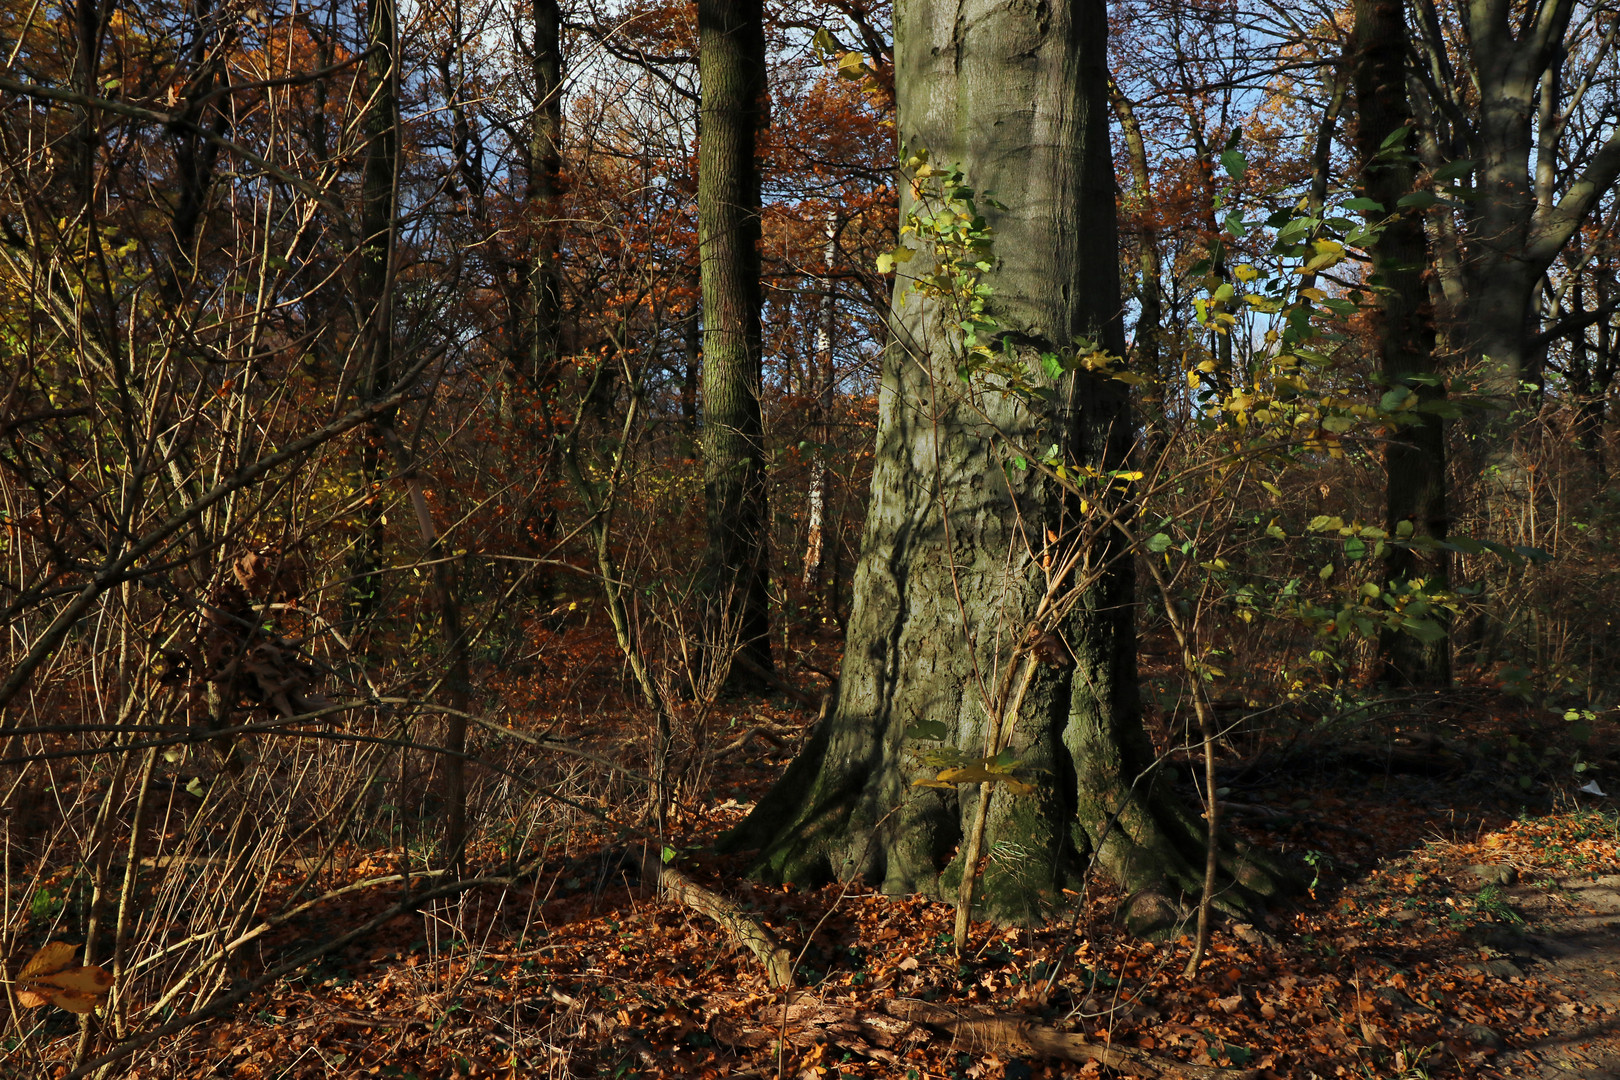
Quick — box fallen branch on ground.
[706,993,1261,1079]
[883,998,1262,1079]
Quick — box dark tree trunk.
[723,0,1287,930]
[1354,0,1451,687]
[345,0,400,634]
[1578,270,1614,484]
[528,0,564,393]
[698,0,772,686]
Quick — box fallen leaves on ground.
[11,691,1618,1080]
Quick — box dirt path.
[1492,874,1620,1078]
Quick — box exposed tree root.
[639,848,795,987]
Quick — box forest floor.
[19,669,1620,1080]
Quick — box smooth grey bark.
[698,0,773,685]
[724,0,1286,928]
[1354,0,1451,687]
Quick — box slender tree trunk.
[1109,82,1167,467]
[723,0,1288,931]
[1298,62,1349,296]
[698,0,772,686]
[1354,0,1451,687]
[350,0,468,856]
[801,212,839,608]
[346,0,400,633]
[1568,276,1602,481]
[681,301,701,451]
[506,0,566,592]
[528,0,564,393]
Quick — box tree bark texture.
[698,0,772,683]
[1354,0,1451,687]
[724,0,1286,928]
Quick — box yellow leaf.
[14,943,113,1014]
[933,766,1035,795]
[44,967,113,996]
[18,942,76,980]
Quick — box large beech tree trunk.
[698,0,773,685]
[723,0,1286,929]
[1353,0,1451,687]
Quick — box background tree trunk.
[698,0,772,687]
[801,212,840,613]
[1110,82,1168,468]
[724,0,1287,930]
[346,0,401,634]
[1354,0,1451,687]
[528,0,564,394]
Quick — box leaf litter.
[9,684,1620,1080]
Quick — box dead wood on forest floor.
[706,992,1260,1078]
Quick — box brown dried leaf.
[17,941,76,980]
[15,945,113,1013]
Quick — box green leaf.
[661,845,677,864]
[1432,159,1475,183]
[186,777,205,797]
[1275,216,1317,244]
[1344,537,1366,560]
[1320,414,1356,433]
[905,718,951,742]
[1396,190,1440,210]
[1146,532,1172,554]
[1379,125,1412,149]
[1318,563,1335,580]
[1040,352,1064,380]
[1399,617,1445,644]
[1220,148,1247,180]
[1380,386,1415,412]
[1340,197,1384,212]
